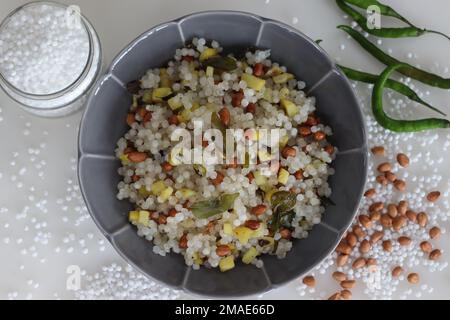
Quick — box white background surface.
[1,0,450,300]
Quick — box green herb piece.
[203,56,238,71]
[269,191,297,233]
[191,193,239,219]
[372,64,450,132]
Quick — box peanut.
[407,273,419,284]
[376,175,388,185]
[392,216,407,231]
[385,171,397,182]
[353,225,366,239]
[359,240,371,254]
[340,290,352,300]
[332,271,347,282]
[377,162,391,173]
[328,293,341,300]
[282,146,297,158]
[427,191,441,202]
[429,226,441,239]
[352,257,366,269]
[161,161,173,172]
[313,131,326,141]
[346,232,358,247]
[245,220,261,230]
[294,170,304,180]
[406,210,417,222]
[398,236,412,246]
[216,245,232,257]
[364,188,376,198]
[336,242,352,255]
[396,153,410,167]
[392,266,404,277]
[218,107,231,126]
[251,204,267,216]
[369,202,384,213]
[302,276,316,288]
[417,212,428,228]
[358,215,372,228]
[179,234,188,249]
[128,151,148,163]
[370,231,384,244]
[340,280,356,289]
[420,241,432,254]
[382,240,393,252]
[280,228,292,240]
[369,211,381,222]
[336,254,349,267]
[397,200,408,215]
[387,204,398,218]
[211,171,224,186]
[380,214,393,228]
[371,146,385,156]
[429,249,442,261]
[394,179,406,191]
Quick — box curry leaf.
[191,193,239,219]
[203,56,237,71]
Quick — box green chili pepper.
[338,25,450,89]
[336,0,424,38]
[338,64,447,116]
[372,64,450,132]
[341,0,450,40]
[343,0,415,27]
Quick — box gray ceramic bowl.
[78,10,367,297]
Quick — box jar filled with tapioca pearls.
[0,1,102,117]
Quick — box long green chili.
[372,64,450,132]
[338,64,447,116]
[338,25,450,89]
[343,0,415,27]
[336,0,424,38]
[342,0,450,41]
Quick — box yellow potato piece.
[278,168,290,185]
[219,256,235,272]
[242,247,259,264]
[281,99,299,117]
[241,74,266,91]
[200,48,218,61]
[234,226,253,245]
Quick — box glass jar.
[0,1,102,117]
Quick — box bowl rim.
[78,9,368,298]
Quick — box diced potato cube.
[151,180,166,195]
[279,135,289,148]
[138,210,150,226]
[281,99,299,117]
[253,171,268,187]
[142,90,153,103]
[206,66,214,77]
[258,150,273,162]
[273,73,294,84]
[160,69,172,88]
[159,187,173,202]
[152,87,172,102]
[241,74,266,91]
[279,87,290,99]
[223,223,233,236]
[180,188,197,199]
[138,186,151,197]
[119,154,129,165]
[191,101,200,111]
[179,109,192,122]
[262,87,273,102]
[264,188,277,203]
[278,168,290,185]
[234,226,253,245]
[128,211,139,223]
[193,252,203,265]
[200,48,218,61]
[242,247,259,264]
[168,96,183,110]
[219,256,235,272]
[266,66,283,77]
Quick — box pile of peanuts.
[300,146,443,300]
